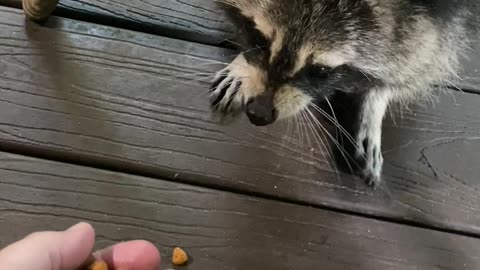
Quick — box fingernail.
[67,222,90,232]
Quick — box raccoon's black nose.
[245,96,278,126]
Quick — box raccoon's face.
[212,0,475,185]
[215,0,380,126]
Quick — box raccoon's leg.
[355,90,391,186]
[210,53,257,115]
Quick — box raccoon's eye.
[305,64,333,78]
[292,64,333,84]
[319,66,330,72]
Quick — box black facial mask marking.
[292,64,380,100]
[220,4,271,66]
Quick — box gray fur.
[211,0,479,185]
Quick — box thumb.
[0,222,95,270]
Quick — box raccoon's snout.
[246,96,278,126]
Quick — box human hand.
[0,222,160,270]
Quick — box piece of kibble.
[172,247,188,265]
[87,260,108,270]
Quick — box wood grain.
[2,0,479,91]
[1,151,480,270]
[1,7,480,235]
[1,0,233,44]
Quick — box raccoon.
[209,0,479,185]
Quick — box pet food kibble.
[87,260,108,270]
[172,247,188,265]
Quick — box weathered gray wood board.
[1,151,480,270]
[1,7,480,236]
[2,0,233,44]
[3,0,479,91]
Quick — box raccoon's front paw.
[209,68,244,115]
[355,126,383,187]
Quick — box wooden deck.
[0,1,480,269]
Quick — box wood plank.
[1,7,480,235]
[2,151,480,270]
[1,0,233,45]
[2,0,479,91]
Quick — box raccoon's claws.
[209,68,243,115]
[355,127,383,187]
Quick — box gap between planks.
[0,0,478,92]
[1,130,480,242]
[2,151,480,270]
[1,6,480,239]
